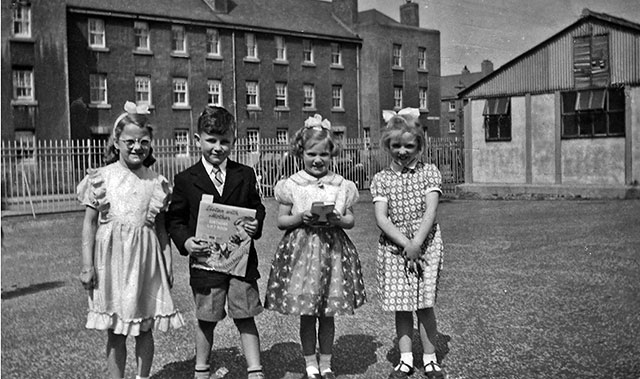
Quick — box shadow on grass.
[151,334,382,378]
[385,330,451,367]
[1,280,66,300]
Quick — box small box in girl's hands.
[311,201,336,223]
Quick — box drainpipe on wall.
[232,31,238,142]
[356,44,361,139]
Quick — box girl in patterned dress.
[370,109,445,379]
[264,114,366,379]
[77,102,184,379]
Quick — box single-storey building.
[457,9,640,199]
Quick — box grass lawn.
[2,196,640,379]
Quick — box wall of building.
[531,93,556,184]
[632,86,640,185]
[561,138,626,185]
[470,97,527,183]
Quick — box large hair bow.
[304,114,331,131]
[382,107,420,123]
[123,101,150,115]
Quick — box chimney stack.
[400,0,419,27]
[481,60,494,76]
[203,0,230,13]
[332,0,358,26]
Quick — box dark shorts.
[192,277,263,322]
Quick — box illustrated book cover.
[193,194,256,277]
[311,201,336,223]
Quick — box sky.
[358,0,640,76]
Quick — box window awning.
[483,97,510,115]
[575,89,606,110]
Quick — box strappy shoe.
[388,361,415,378]
[423,361,445,379]
[321,371,336,379]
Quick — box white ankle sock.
[395,352,413,372]
[424,353,440,372]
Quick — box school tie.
[212,165,224,187]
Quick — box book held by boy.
[311,201,336,223]
[193,194,256,277]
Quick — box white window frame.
[276,129,289,145]
[172,78,189,106]
[246,81,260,108]
[331,43,342,66]
[247,130,260,152]
[207,79,223,106]
[172,25,187,54]
[419,88,428,111]
[275,82,288,108]
[206,28,221,56]
[363,128,371,150]
[275,36,287,61]
[175,130,190,157]
[246,33,258,59]
[90,74,108,105]
[303,39,314,63]
[418,47,427,70]
[135,76,152,106]
[12,69,34,100]
[88,18,106,48]
[134,21,150,51]
[449,120,456,133]
[394,86,403,109]
[393,44,402,68]
[12,4,31,38]
[331,85,343,110]
[303,84,316,109]
[449,100,456,111]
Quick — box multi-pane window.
[394,87,403,109]
[449,120,456,133]
[483,97,511,141]
[207,28,221,56]
[419,88,428,110]
[275,82,288,108]
[88,18,106,48]
[331,43,342,66]
[134,21,150,51]
[89,74,108,104]
[172,78,189,106]
[12,69,34,100]
[246,33,258,59]
[12,4,31,38]
[175,130,190,157]
[303,84,315,109]
[172,25,186,53]
[392,44,402,67]
[418,47,427,70]
[246,81,259,108]
[561,87,625,138]
[135,76,152,105]
[275,36,287,61]
[247,130,260,152]
[449,101,456,111]
[331,85,343,109]
[207,80,223,106]
[276,129,289,145]
[303,39,314,63]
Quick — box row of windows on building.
[11,4,431,71]
[482,87,626,142]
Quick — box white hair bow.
[382,107,420,123]
[123,101,150,115]
[304,114,331,131]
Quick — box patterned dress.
[264,171,367,316]
[77,162,184,336]
[370,162,444,311]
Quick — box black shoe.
[424,361,445,379]
[388,361,415,378]
[321,371,336,379]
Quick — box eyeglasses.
[119,138,151,149]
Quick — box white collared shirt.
[201,157,227,194]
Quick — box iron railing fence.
[1,137,463,216]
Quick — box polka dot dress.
[370,162,444,311]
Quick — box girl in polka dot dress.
[370,109,445,379]
[264,115,366,379]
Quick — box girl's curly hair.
[290,126,341,158]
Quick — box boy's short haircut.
[198,106,236,136]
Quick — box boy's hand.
[243,218,259,238]
[185,237,210,258]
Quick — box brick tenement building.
[2,0,441,146]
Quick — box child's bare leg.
[106,329,127,379]
[317,316,335,374]
[195,320,216,367]
[300,316,319,375]
[416,308,436,354]
[234,317,262,369]
[135,330,154,377]
[393,311,415,374]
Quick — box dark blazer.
[166,159,266,288]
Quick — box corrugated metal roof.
[459,9,640,98]
[66,0,361,41]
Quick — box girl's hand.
[326,210,342,226]
[403,240,423,261]
[79,267,96,290]
[301,210,319,226]
[243,218,259,238]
